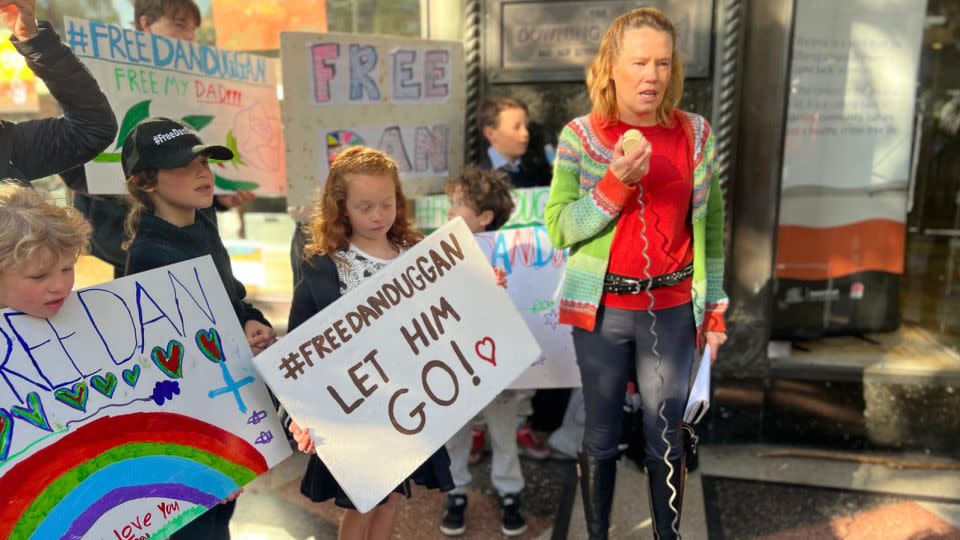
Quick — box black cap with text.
[121,117,233,177]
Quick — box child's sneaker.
[499,493,528,536]
[469,426,485,464]
[439,494,467,536]
[516,424,550,460]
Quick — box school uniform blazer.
[288,255,340,334]
[476,151,551,189]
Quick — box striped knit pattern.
[545,111,729,334]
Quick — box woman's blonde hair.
[586,7,684,126]
[0,182,91,271]
[304,146,423,258]
[123,169,160,250]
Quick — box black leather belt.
[603,264,693,294]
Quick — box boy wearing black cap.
[62,0,254,280]
[122,116,273,352]
[120,116,275,539]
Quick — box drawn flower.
[233,100,283,172]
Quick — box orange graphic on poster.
[212,1,328,51]
[0,30,38,112]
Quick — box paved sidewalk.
[230,444,960,539]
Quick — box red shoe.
[469,427,485,464]
[516,424,551,460]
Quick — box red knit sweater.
[597,117,694,312]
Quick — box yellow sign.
[0,30,38,112]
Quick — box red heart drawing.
[195,328,224,364]
[151,340,184,379]
[475,337,496,366]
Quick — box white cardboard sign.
[64,17,286,195]
[280,31,465,202]
[256,219,541,512]
[0,257,290,539]
[475,227,580,389]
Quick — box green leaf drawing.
[93,153,122,163]
[224,130,246,167]
[115,100,152,150]
[214,173,259,192]
[529,299,556,314]
[180,115,215,131]
[225,129,239,153]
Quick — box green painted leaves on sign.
[181,115,215,131]
[115,100,152,150]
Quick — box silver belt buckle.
[630,277,648,294]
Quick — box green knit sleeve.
[544,125,635,250]
[703,132,729,309]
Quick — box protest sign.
[257,219,541,512]
[0,257,290,539]
[476,226,580,389]
[280,31,465,202]
[415,188,580,388]
[415,187,551,232]
[63,17,285,195]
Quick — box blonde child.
[0,182,91,318]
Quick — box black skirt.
[300,446,454,510]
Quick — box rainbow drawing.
[326,129,365,149]
[326,129,366,165]
[0,411,268,539]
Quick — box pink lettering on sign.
[414,125,449,173]
[423,50,449,98]
[311,43,340,103]
[194,81,243,106]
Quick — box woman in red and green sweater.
[544,8,728,540]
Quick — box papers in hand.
[684,345,711,425]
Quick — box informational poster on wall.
[476,227,579,389]
[781,0,926,190]
[774,0,926,336]
[0,30,39,113]
[280,31,465,203]
[0,257,290,539]
[64,17,286,195]
[256,219,541,512]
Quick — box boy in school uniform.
[440,167,529,537]
[475,96,551,189]
[474,95,553,462]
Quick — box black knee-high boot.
[578,453,617,540]
[645,457,685,540]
